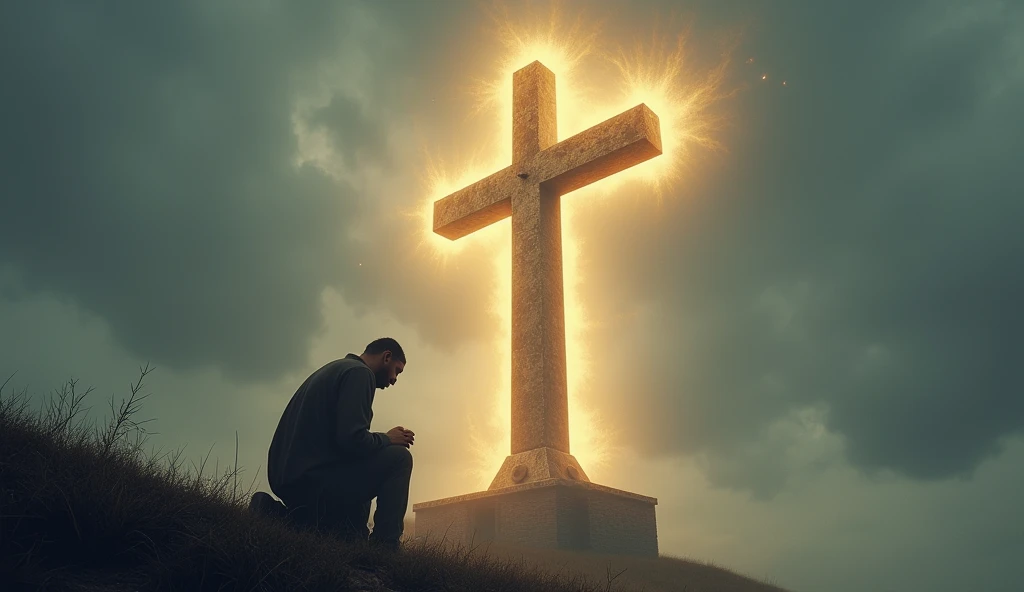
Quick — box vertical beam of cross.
[433,61,662,458]
[510,64,569,454]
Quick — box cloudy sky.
[2,1,1022,590]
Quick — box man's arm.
[335,368,391,459]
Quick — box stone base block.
[412,478,658,556]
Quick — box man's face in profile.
[376,353,405,390]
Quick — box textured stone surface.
[487,446,591,490]
[533,104,662,195]
[497,487,560,548]
[412,479,658,556]
[414,478,656,510]
[587,489,659,556]
[432,60,662,458]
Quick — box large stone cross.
[434,61,662,489]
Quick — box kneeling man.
[267,337,415,550]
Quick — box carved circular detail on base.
[512,464,529,482]
[566,465,579,480]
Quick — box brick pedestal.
[412,479,658,556]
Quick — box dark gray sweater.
[267,354,391,496]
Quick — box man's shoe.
[249,491,288,519]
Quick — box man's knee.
[383,444,413,470]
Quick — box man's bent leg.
[366,445,413,546]
[291,446,412,546]
[276,481,326,533]
[322,498,371,541]
[278,476,369,542]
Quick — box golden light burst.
[413,150,501,267]
[418,4,731,489]
[604,29,729,197]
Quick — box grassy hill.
[0,368,790,591]
[444,544,789,592]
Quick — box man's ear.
[382,351,392,364]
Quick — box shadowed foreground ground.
[0,369,790,591]
[446,542,789,592]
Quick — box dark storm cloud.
[0,1,487,383]
[310,95,390,169]
[0,0,522,392]
[577,0,1024,492]
[0,1,374,384]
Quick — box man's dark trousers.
[279,445,413,545]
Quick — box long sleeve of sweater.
[335,367,391,459]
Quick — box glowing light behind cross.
[418,12,729,489]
